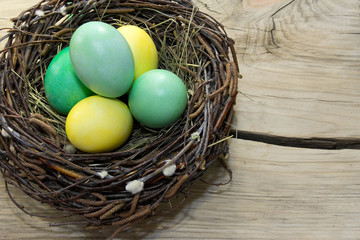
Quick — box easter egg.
[118,25,158,80]
[44,47,94,115]
[70,21,134,98]
[128,69,187,128]
[66,95,133,153]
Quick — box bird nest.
[0,0,239,238]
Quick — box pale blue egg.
[70,21,134,98]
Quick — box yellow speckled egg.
[118,25,158,80]
[65,95,133,153]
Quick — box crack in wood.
[195,0,223,15]
[230,129,360,150]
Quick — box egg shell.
[66,95,133,153]
[44,47,94,115]
[70,21,134,98]
[118,25,158,80]
[128,69,188,128]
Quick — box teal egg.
[69,21,134,98]
[128,69,188,128]
[44,47,94,115]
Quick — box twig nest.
[0,0,239,238]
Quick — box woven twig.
[0,0,238,238]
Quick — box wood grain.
[1,1,360,239]
[1,139,360,239]
[196,0,360,138]
[0,0,39,45]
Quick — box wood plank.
[1,139,360,239]
[195,0,360,138]
[0,0,40,42]
[1,1,360,240]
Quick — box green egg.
[69,21,135,98]
[128,69,188,128]
[44,47,94,115]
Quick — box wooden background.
[1,0,360,239]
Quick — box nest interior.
[0,0,239,237]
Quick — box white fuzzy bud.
[191,132,201,142]
[97,170,108,179]
[125,180,144,194]
[63,144,77,154]
[162,162,177,177]
[1,129,10,138]
[59,6,67,16]
[35,10,45,17]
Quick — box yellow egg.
[65,95,133,153]
[118,25,158,80]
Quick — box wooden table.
[1,0,359,239]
